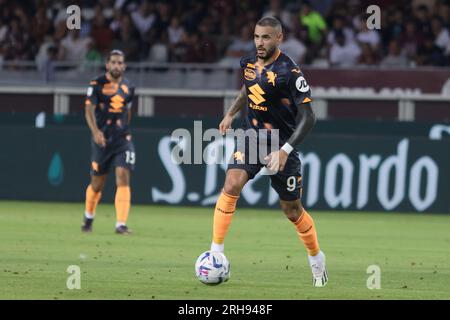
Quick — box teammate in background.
[210,17,328,287]
[82,49,136,234]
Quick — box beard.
[257,46,277,61]
[109,69,122,79]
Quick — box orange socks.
[293,208,320,256]
[212,191,239,245]
[115,186,131,225]
[85,185,102,217]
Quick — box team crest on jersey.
[266,71,277,86]
[233,151,245,163]
[244,68,256,81]
[295,76,310,93]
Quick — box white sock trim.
[308,251,324,264]
[210,242,224,253]
[116,222,126,228]
[85,211,94,219]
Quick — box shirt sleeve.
[85,80,100,107]
[287,68,312,107]
[126,86,135,110]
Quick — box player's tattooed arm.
[219,85,246,135]
[85,104,106,147]
[286,102,316,148]
[227,85,247,118]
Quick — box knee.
[223,179,243,197]
[116,170,129,187]
[90,178,105,193]
[91,184,103,193]
[280,201,303,222]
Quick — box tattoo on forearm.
[227,87,247,117]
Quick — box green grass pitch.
[0,201,449,300]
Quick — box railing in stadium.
[1,85,449,122]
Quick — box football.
[195,251,230,285]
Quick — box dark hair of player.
[107,49,125,62]
[256,16,282,31]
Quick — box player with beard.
[81,50,135,235]
[208,17,328,287]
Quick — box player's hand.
[219,114,233,135]
[94,130,106,147]
[264,150,289,173]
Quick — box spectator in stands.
[413,4,432,36]
[167,17,185,46]
[183,0,208,34]
[43,44,58,82]
[198,17,218,63]
[416,32,446,66]
[91,12,115,55]
[356,17,381,51]
[300,0,327,44]
[380,39,409,67]
[30,6,51,50]
[184,32,204,63]
[148,31,169,63]
[263,0,293,30]
[110,9,124,33]
[0,0,448,68]
[2,16,32,61]
[131,0,157,40]
[112,14,140,61]
[84,41,103,66]
[327,15,355,47]
[358,42,378,66]
[399,20,423,60]
[280,30,307,64]
[431,16,450,55]
[0,14,8,43]
[300,0,327,45]
[329,29,361,67]
[59,29,91,63]
[437,1,450,29]
[154,2,172,35]
[300,0,327,64]
[171,31,190,62]
[219,24,255,67]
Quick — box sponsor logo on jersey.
[249,102,268,112]
[295,76,310,93]
[109,94,125,112]
[248,84,266,105]
[244,68,256,81]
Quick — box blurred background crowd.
[0,0,449,69]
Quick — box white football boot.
[308,251,328,287]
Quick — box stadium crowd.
[0,0,449,69]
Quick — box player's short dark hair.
[256,16,282,31]
[107,49,125,62]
